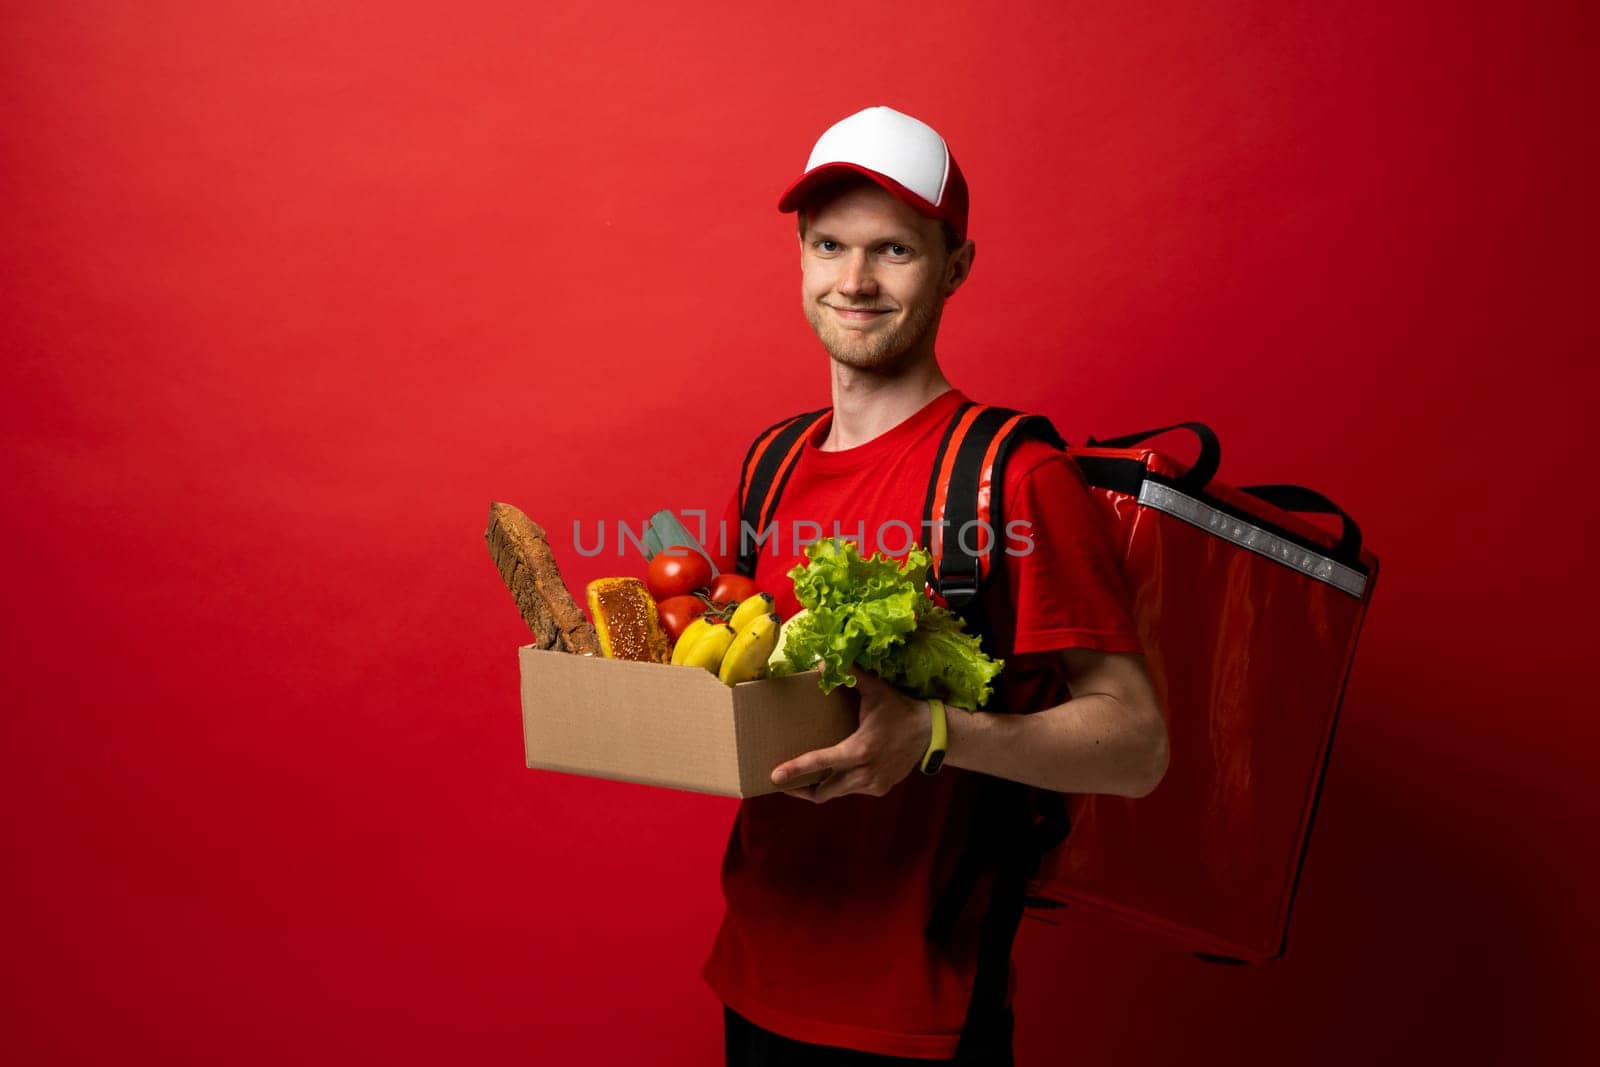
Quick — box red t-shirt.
[701,388,1143,1059]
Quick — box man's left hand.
[770,668,931,803]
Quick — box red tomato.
[708,572,760,604]
[655,595,708,643]
[647,549,713,601]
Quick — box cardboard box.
[519,646,858,797]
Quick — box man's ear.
[944,239,976,298]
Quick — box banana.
[719,612,781,686]
[671,617,714,666]
[727,592,776,633]
[681,623,736,674]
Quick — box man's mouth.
[825,304,892,323]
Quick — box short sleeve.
[997,442,1143,656]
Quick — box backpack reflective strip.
[972,412,1027,585]
[735,408,829,577]
[924,402,986,577]
[738,412,811,517]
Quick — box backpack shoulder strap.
[735,407,831,577]
[924,402,1074,956]
[921,402,1068,622]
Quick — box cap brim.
[776,162,943,220]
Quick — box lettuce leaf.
[894,612,1005,712]
[781,539,1003,710]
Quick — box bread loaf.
[586,577,670,663]
[486,502,600,655]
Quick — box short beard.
[805,296,944,373]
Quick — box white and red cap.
[777,106,970,243]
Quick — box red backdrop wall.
[4,2,1593,1064]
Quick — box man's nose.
[837,252,877,298]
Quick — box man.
[703,106,1168,1066]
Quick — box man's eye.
[817,240,839,252]
[885,244,910,257]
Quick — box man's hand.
[770,668,931,803]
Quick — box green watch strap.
[920,698,948,775]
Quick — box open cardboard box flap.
[519,646,859,798]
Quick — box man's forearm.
[942,694,1167,798]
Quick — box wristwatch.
[919,698,948,775]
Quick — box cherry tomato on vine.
[646,549,713,601]
[655,595,709,642]
[709,572,760,604]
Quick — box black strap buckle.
[936,572,979,611]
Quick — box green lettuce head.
[780,539,1003,710]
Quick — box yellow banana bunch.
[679,623,737,673]
[718,612,781,686]
[671,617,715,666]
[669,593,782,681]
[727,592,775,634]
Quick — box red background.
[4,2,1593,1063]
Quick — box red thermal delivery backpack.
[735,404,1380,966]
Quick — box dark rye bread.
[485,502,599,655]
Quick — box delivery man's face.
[798,181,972,372]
